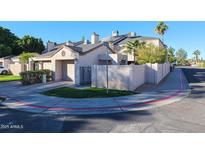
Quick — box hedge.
[20,69,53,85]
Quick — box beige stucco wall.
[62,60,75,81]
[92,63,170,91]
[54,60,75,82]
[92,65,146,91]
[78,46,113,66]
[50,47,78,82]
[0,59,12,68]
[145,63,170,84]
[129,65,146,90]
[34,47,78,82]
[0,59,3,66]
[9,63,25,76]
[52,47,79,60]
[42,61,51,70]
[54,60,62,81]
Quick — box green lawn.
[0,75,21,83]
[42,87,136,98]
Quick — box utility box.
[42,74,47,84]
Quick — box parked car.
[0,66,9,74]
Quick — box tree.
[137,44,166,64]
[155,22,168,63]
[193,50,201,62]
[0,26,21,56]
[124,40,145,64]
[155,22,168,42]
[19,52,38,64]
[0,44,12,57]
[167,47,176,63]
[18,35,45,54]
[176,48,187,65]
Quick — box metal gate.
[80,66,91,85]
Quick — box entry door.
[62,60,74,81]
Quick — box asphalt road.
[1,67,205,133]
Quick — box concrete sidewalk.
[0,68,191,115]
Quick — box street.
[0,67,205,133]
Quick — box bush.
[20,69,53,85]
[137,44,166,64]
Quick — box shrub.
[20,69,53,85]
[137,44,166,64]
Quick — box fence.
[92,65,145,91]
[91,63,170,91]
[145,63,170,84]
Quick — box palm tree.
[124,40,145,64]
[155,21,168,42]
[193,50,201,63]
[155,22,168,63]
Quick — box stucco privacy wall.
[145,63,170,84]
[9,63,25,75]
[92,63,170,91]
[92,65,146,91]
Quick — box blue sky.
[0,21,204,59]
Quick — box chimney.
[83,39,90,44]
[91,32,99,44]
[47,41,56,52]
[112,30,119,37]
[128,32,136,37]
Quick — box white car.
[0,66,9,74]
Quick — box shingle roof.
[117,36,163,45]
[36,41,115,59]
[11,55,20,60]
[76,42,102,52]
[101,35,127,45]
[36,46,63,58]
